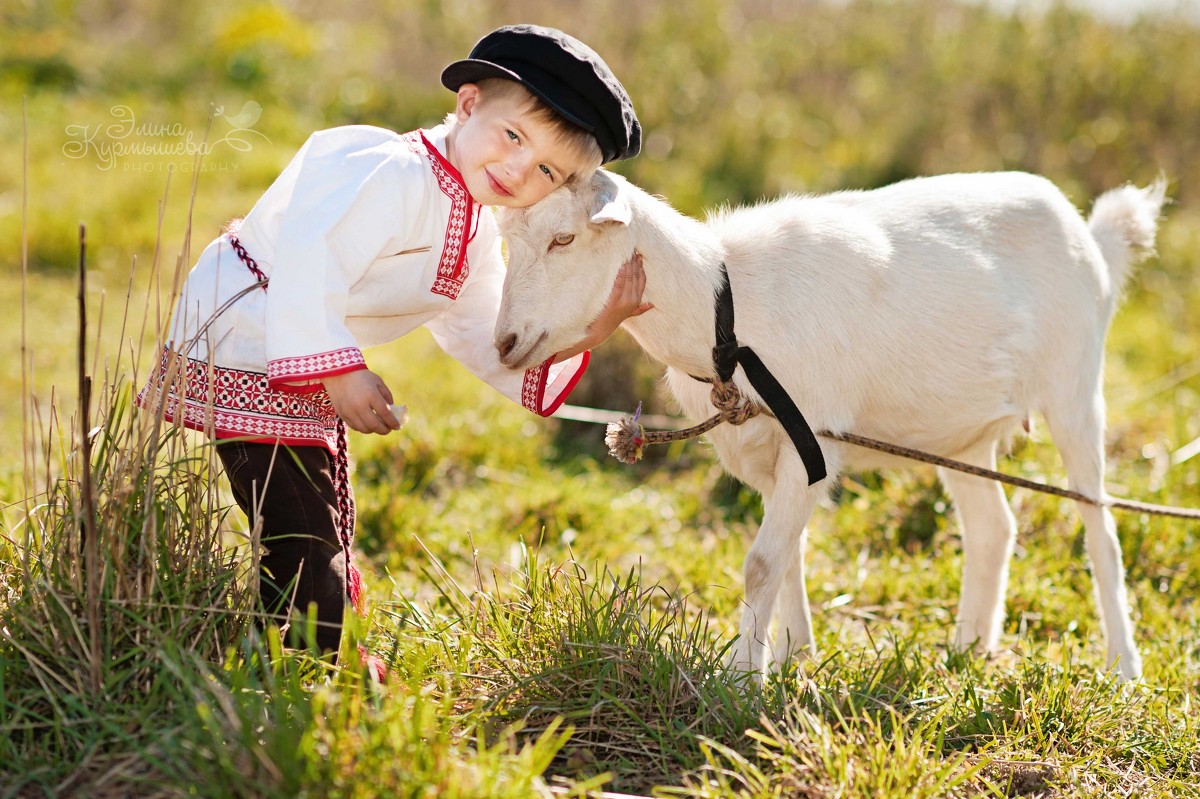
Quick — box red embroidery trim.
[405,131,479,300]
[267,348,366,385]
[518,353,593,417]
[521,360,550,414]
[136,348,342,451]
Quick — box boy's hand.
[554,252,653,362]
[322,369,402,434]
[600,251,654,327]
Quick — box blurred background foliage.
[5,0,1199,251]
[4,0,1195,205]
[2,0,1199,438]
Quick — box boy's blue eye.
[540,164,554,180]
[506,130,518,142]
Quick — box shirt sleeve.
[424,218,589,416]
[263,130,420,388]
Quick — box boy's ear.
[588,173,631,226]
[455,83,481,122]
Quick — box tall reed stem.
[79,223,100,696]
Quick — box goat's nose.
[497,332,518,359]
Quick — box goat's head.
[494,170,635,370]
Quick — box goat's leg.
[1045,395,1142,679]
[727,469,819,682]
[771,525,815,666]
[937,442,1017,654]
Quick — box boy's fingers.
[629,254,646,287]
[613,252,641,286]
[369,395,401,431]
[624,270,646,303]
[374,378,395,405]
[375,406,401,430]
[354,410,382,435]
[343,396,387,434]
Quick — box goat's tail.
[1087,175,1169,295]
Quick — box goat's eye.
[551,232,575,248]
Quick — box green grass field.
[3,1,1200,796]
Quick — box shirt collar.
[420,123,479,204]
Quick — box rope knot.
[727,401,761,426]
[604,385,763,464]
[709,379,741,411]
[711,380,761,426]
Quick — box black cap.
[441,25,641,164]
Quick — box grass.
[4,0,1200,796]
[3,231,1198,796]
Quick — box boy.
[138,25,648,659]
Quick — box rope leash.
[602,381,1200,521]
[605,380,761,461]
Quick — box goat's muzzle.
[495,330,548,369]
[497,332,518,361]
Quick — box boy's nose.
[503,153,536,185]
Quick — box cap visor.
[440,59,523,91]
[440,59,597,136]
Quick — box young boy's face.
[448,84,594,208]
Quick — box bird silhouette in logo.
[216,100,263,130]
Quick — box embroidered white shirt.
[139,123,587,449]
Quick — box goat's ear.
[588,179,631,227]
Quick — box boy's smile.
[446,84,593,208]
[486,167,513,198]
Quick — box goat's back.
[696,172,1120,456]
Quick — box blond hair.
[474,78,603,177]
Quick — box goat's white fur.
[495,171,1167,682]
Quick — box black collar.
[695,264,827,485]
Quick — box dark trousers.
[216,440,350,653]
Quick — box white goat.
[494,170,1166,682]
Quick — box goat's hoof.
[768,648,816,677]
[1107,650,1143,683]
[722,650,763,688]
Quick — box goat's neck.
[621,194,725,378]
